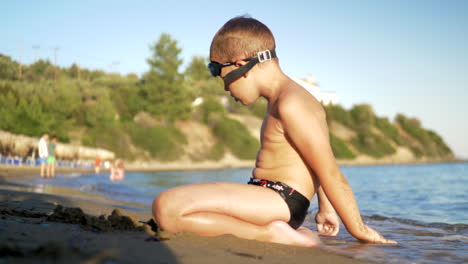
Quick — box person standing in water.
[46,136,57,178]
[94,156,101,174]
[110,159,125,181]
[38,133,49,178]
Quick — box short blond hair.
[210,16,276,62]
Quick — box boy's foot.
[267,220,321,247]
[297,226,323,244]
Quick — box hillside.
[100,105,458,168]
[0,32,456,167]
[0,82,456,168]
[77,103,457,168]
[324,104,455,165]
[158,103,457,167]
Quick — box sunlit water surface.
[15,163,468,264]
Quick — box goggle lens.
[208,62,221,77]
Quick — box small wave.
[436,235,468,242]
[78,185,98,192]
[61,173,82,178]
[364,214,468,232]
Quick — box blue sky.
[2,0,468,158]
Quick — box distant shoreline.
[0,157,465,175]
[337,157,466,167]
[123,157,466,172]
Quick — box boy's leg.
[153,182,320,247]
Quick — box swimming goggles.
[208,49,277,85]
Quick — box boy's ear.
[235,60,248,67]
[235,60,251,77]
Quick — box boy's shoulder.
[276,82,325,119]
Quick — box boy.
[46,136,57,178]
[38,133,49,178]
[153,16,396,247]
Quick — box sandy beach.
[0,167,369,264]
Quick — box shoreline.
[336,157,466,167]
[1,157,465,174]
[0,172,366,264]
[117,156,467,172]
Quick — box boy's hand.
[315,211,340,236]
[360,225,397,244]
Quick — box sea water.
[14,163,468,263]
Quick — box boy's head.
[210,16,276,63]
[209,16,278,104]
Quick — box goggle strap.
[223,58,259,85]
[223,49,277,85]
[257,49,276,63]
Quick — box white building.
[292,74,338,105]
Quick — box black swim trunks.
[247,177,310,229]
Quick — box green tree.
[127,124,187,161]
[323,103,354,128]
[185,56,211,82]
[141,33,191,121]
[427,130,452,156]
[375,116,403,145]
[395,113,452,157]
[68,63,80,79]
[213,118,259,160]
[184,56,223,99]
[351,131,396,158]
[0,85,51,137]
[350,104,375,132]
[0,54,18,80]
[24,59,55,81]
[80,84,117,129]
[329,133,355,159]
[112,84,143,121]
[0,80,82,141]
[199,96,225,124]
[0,82,20,131]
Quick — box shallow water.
[13,163,468,263]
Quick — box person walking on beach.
[38,133,48,178]
[153,16,396,247]
[46,136,57,178]
[94,156,101,174]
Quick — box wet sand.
[0,168,367,264]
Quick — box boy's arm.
[279,96,395,244]
[315,185,340,236]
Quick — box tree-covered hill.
[0,33,259,161]
[0,33,455,164]
[323,104,454,162]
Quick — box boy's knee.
[152,191,178,232]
